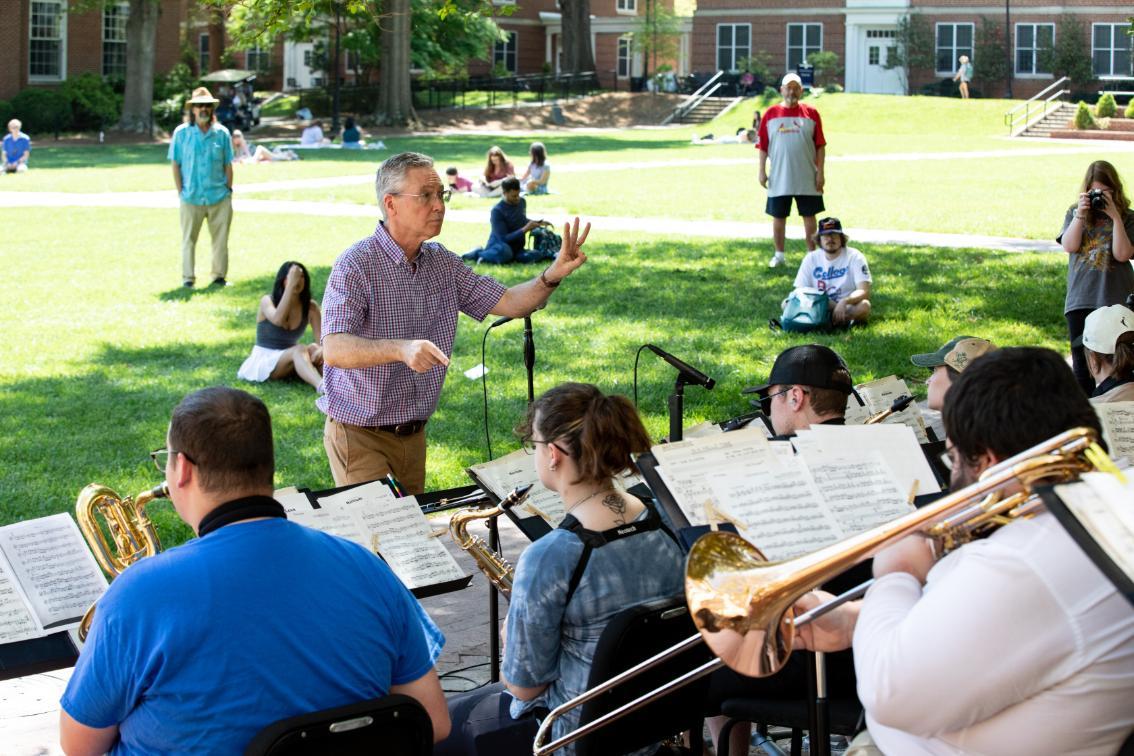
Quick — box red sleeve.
[757,105,775,151]
[808,106,826,148]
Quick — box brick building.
[691,0,1133,97]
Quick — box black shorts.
[766,194,825,219]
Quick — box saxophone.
[448,484,533,599]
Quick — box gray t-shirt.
[1058,205,1134,314]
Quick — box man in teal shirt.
[168,87,234,288]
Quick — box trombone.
[532,427,1110,754]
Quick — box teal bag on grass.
[779,288,830,332]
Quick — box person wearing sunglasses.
[748,343,854,438]
[319,152,591,495]
[168,86,234,289]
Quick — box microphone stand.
[668,376,688,443]
[523,316,536,405]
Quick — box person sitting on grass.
[300,120,330,147]
[519,142,551,195]
[341,117,363,149]
[2,119,30,174]
[446,166,473,194]
[463,177,550,265]
[238,261,324,391]
[476,145,514,197]
[791,217,872,326]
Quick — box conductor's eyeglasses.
[395,189,452,205]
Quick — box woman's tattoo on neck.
[602,493,627,525]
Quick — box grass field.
[0,92,1117,542]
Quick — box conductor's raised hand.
[547,216,591,283]
[400,339,449,373]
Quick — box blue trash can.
[796,63,814,88]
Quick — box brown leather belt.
[371,420,427,436]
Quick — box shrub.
[1126,99,1134,119]
[1073,100,1097,130]
[11,87,73,137]
[0,100,12,128]
[154,63,196,102]
[806,50,842,89]
[1096,93,1117,118]
[61,73,119,131]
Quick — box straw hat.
[187,86,219,105]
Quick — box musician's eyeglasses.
[394,189,452,205]
[521,437,570,456]
[150,448,196,472]
[760,386,809,416]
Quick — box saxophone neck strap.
[198,495,287,537]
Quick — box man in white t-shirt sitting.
[792,217,872,326]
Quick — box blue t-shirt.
[167,121,233,206]
[3,131,30,164]
[502,509,683,754]
[60,518,444,755]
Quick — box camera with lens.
[1088,189,1108,211]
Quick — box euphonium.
[448,484,533,599]
[76,481,168,640]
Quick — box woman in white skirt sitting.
[237,261,323,390]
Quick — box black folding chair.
[243,693,432,756]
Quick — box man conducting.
[758,73,826,269]
[750,343,853,437]
[319,152,590,493]
[59,387,450,754]
[169,86,234,288]
[794,347,1134,755]
[909,335,996,412]
[463,176,550,264]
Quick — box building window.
[246,42,270,72]
[29,0,66,81]
[1015,23,1054,76]
[199,33,210,74]
[716,24,750,73]
[1093,23,1133,78]
[617,36,632,78]
[868,46,880,66]
[935,23,974,75]
[102,3,129,78]
[786,23,822,72]
[616,0,637,13]
[494,31,518,75]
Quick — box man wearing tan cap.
[168,86,234,288]
[910,336,996,412]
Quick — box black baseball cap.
[744,344,854,399]
[817,217,844,236]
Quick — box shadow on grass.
[31,145,173,170]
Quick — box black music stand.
[0,632,79,683]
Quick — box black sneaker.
[211,277,229,287]
[183,280,194,288]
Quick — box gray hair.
[375,152,435,220]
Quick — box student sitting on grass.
[341,117,362,149]
[791,217,872,326]
[520,142,551,195]
[2,119,30,174]
[476,145,514,197]
[238,261,324,390]
[462,177,550,265]
[446,166,473,193]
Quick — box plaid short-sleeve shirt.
[316,222,507,427]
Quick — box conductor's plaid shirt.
[317,222,506,427]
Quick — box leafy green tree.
[632,2,681,83]
[72,0,161,132]
[974,17,1010,97]
[806,51,841,89]
[885,13,934,93]
[1042,14,1094,89]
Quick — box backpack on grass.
[528,226,562,261]
[774,288,830,333]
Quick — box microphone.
[646,344,716,390]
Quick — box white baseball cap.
[781,73,803,88]
[1082,304,1134,354]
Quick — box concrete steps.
[1018,103,1077,138]
[673,96,740,124]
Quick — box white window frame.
[716,23,751,73]
[616,0,637,15]
[102,2,129,78]
[29,0,67,82]
[246,41,271,72]
[1014,23,1054,78]
[617,35,633,78]
[935,22,974,76]
[491,0,516,6]
[494,31,518,75]
[786,23,822,73]
[1092,23,1133,79]
[199,33,210,74]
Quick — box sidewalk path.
[0,189,1061,252]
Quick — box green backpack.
[779,288,831,332]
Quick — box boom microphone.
[646,344,716,390]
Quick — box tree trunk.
[560,0,595,75]
[376,0,417,127]
[208,9,226,72]
[118,0,160,133]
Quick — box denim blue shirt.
[503,508,684,755]
[167,121,233,206]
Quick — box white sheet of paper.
[684,421,724,439]
[801,451,914,533]
[467,449,566,526]
[807,424,941,496]
[0,551,40,644]
[1054,472,1134,583]
[845,375,930,444]
[464,363,487,380]
[0,514,108,630]
[1095,402,1134,464]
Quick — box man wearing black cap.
[752,343,855,437]
[792,217,871,326]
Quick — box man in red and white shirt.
[757,73,827,268]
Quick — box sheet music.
[1054,473,1134,582]
[0,514,108,630]
[467,449,566,526]
[651,429,776,526]
[1095,402,1134,464]
[684,420,724,439]
[0,551,40,644]
[844,375,930,444]
[708,459,843,560]
[315,483,466,590]
[806,424,941,496]
[802,451,914,533]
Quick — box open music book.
[1094,401,1134,464]
[275,482,469,597]
[843,375,931,443]
[0,514,107,645]
[643,425,926,561]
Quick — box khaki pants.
[180,195,232,283]
[323,416,427,494]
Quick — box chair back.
[575,596,712,756]
[243,693,432,756]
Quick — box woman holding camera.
[1058,160,1134,394]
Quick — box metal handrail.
[661,71,725,125]
[1004,76,1070,135]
